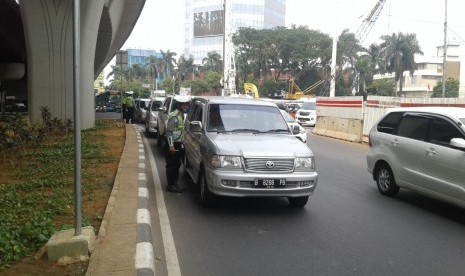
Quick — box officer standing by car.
[165,97,190,193]
[122,91,135,123]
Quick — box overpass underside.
[0,0,145,129]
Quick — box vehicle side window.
[429,117,465,146]
[191,102,203,122]
[396,115,429,141]
[377,112,404,134]
[151,101,162,111]
[163,98,171,112]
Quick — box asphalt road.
[137,123,465,276]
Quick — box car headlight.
[208,155,242,169]
[295,157,315,171]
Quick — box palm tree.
[160,50,178,77]
[176,55,196,82]
[202,51,222,74]
[145,55,161,90]
[380,32,423,96]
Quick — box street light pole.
[442,0,448,97]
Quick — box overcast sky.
[122,0,465,60]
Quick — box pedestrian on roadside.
[165,97,190,193]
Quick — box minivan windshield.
[207,104,289,133]
[301,101,316,110]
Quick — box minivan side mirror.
[450,138,465,149]
[159,107,167,113]
[189,121,202,132]
[292,125,300,135]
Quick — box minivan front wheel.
[199,170,216,207]
[288,196,309,207]
[376,163,399,197]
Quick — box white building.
[373,43,465,98]
[183,0,286,65]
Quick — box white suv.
[295,100,316,126]
[367,107,465,208]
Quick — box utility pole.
[442,0,448,97]
[72,0,82,236]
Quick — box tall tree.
[379,32,423,96]
[202,51,222,74]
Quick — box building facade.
[373,43,465,98]
[184,0,286,65]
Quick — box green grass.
[0,120,119,270]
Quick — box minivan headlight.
[208,155,242,169]
[295,157,315,171]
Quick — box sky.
[121,0,465,63]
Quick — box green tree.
[379,32,423,96]
[366,79,396,96]
[202,51,222,74]
[205,71,222,94]
[177,55,196,82]
[431,78,459,98]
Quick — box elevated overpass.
[0,0,145,129]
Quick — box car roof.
[386,106,465,119]
[194,96,277,107]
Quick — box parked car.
[145,97,165,137]
[295,99,316,126]
[183,96,318,207]
[133,98,151,123]
[367,107,465,209]
[156,94,192,147]
[281,110,307,143]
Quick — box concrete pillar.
[20,0,104,129]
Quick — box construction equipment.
[244,83,259,98]
[323,0,387,96]
[284,79,324,100]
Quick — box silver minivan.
[367,107,465,208]
[183,96,318,207]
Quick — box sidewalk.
[86,124,140,275]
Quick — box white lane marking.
[139,187,149,199]
[139,172,147,181]
[135,242,155,271]
[137,208,151,225]
[143,136,182,276]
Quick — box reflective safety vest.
[168,109,184,142]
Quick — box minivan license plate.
[254,179,286,188]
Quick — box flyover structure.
[0,0,145,129]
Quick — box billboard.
[193,10,224,37]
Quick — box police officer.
[122,91,135,123]
[165,97,190,193]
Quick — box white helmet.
[174,96,191,103]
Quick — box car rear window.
[377,112,404,134]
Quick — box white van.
[295,99,316,126]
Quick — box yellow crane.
[284,79,324,100]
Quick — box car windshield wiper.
[230,128,261,133]
[261,129,290,133]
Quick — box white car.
[281,110,307,143]
[295,100,316,126]
[367,107,465,209]
[145,97,164,137]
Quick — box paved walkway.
[87,124,155,276]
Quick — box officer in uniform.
[165,97,190,193]
[122,91,135,123]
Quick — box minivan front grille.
[243,158,294,172]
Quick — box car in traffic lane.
[183,96,318,207]
[295,99,316,126]
[367,107,465,209]
[281,109,307,143]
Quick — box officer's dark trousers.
[164,142,184,187]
